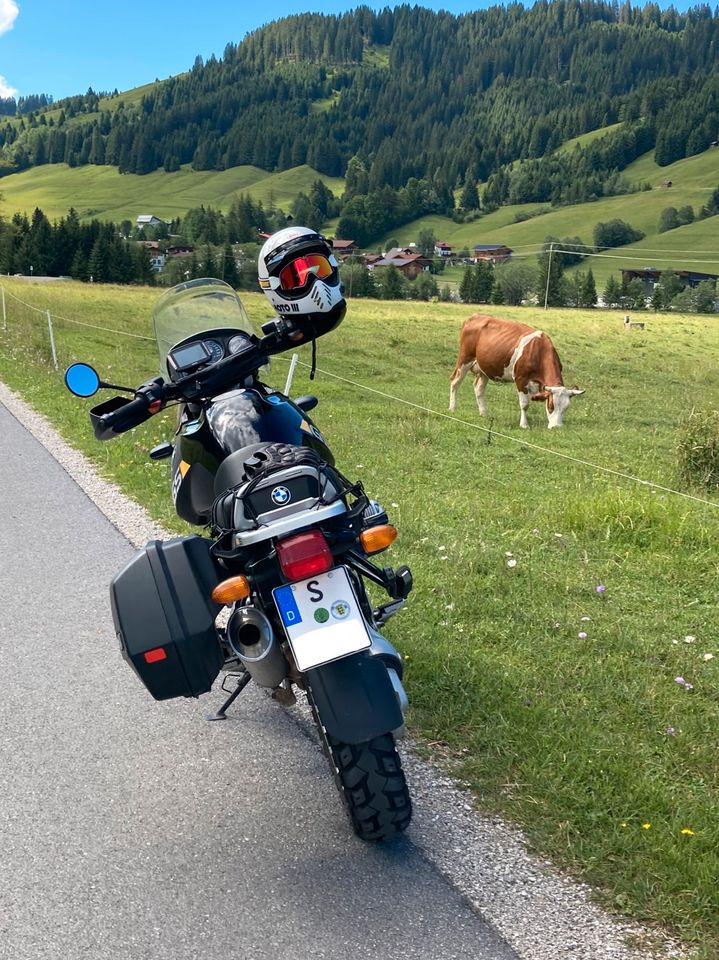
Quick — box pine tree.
[580,268,597,308]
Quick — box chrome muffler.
[226,606,288,688]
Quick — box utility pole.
[543,242,554,310]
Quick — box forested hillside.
[1,2,718,236]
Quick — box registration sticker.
[273,567,371,671]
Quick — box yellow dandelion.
[681,828,695,836]
[620,822,628,828]
[642,822,651,830]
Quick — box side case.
[110,535,224,700]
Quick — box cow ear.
[531,390,549,402]
[569,386,585,396]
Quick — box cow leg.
[449,361,473,411]
[518,390,530,429]
[472,370,489,416]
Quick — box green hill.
[0,162,344,222]
[382,147,719,287]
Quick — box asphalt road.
[0,399,518,960]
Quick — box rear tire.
[327,733,412,841]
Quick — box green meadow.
[1,277,718,955]
[0,162,344,223]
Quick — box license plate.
[273,566,371,672]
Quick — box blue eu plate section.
[274,584,302,629]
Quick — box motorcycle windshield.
[152,278,256,376]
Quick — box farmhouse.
[473,244,513,263]
[622,267,719,296]
[332,239,358,256]
[136,214,167,230]
[434,242,453,257]
[370,246,432,279]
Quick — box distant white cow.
[449,314,585,429]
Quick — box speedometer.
[228,333,252,355]
[204,339,224,363]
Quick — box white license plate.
[273,566,371,672]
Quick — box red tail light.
[276,529,333,581]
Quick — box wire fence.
[1,281,717,513]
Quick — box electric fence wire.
[2,283,718,512]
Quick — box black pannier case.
[110,535,224,700]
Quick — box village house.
[473,243,513,263]
[622,267,718,296]
[136,214,167,230]
[332,239,358,256]
[369,246,432,280]
[434,242,453,257]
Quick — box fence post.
[46,310,58,370]
[1,286,5,333]
[284,353,299,396]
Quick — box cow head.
[531,384,585,428]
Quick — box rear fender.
[306,652,403,745]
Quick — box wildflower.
[675,677,686,686]
[507,559,517,568]
[356,464,364,469]
[596,584,606,594]
[685,682,694,691]
[553,622,561,629]
[642,822,651,830]
[703,653,714,662]
[505,551,514,557]
[680,828,695,836]
[532,528,540,535]
[665,726,676,736]
[620,822,628,828]
[391,502,399,508]
[445,603,455,611]
[403,655,410,662]
[554,532,563,538]
[580,616,592,622]
[578,631,588,639]
[683,635,696,644]
[438,545,446,552]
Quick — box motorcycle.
[65,278,413,841]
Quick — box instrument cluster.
[168,331,255,378]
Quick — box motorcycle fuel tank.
[172,387,334,526]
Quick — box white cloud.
[0,1,19,36]
[0,74,17,98]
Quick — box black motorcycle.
[65,278,413,841]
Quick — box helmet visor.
[279,254,334,291]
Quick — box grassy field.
[0,162,345,223]
[1,280,719,956]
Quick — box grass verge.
[1,279,718,954]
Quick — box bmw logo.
[271,485,292,506]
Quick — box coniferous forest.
[1,2,719,247]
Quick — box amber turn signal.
[211,575,251,604]
[359,524,398,554]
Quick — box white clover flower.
[506,558,517,568]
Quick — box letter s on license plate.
[273,566,370,672]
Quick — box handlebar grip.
[90,394,153,441]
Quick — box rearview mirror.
[65,363,101,398]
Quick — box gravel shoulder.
[0,381,686,960]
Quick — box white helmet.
[257,227,346,344]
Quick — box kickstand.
[206,671,252,721]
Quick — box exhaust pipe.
[227,606,288,688]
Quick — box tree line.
[1,1,718,209]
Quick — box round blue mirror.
[64,363,101,398]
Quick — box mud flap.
[306,653,403,745]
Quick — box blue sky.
[0,0,698,102]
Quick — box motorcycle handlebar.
[90,333,278,440]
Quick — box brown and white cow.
[449,314,584,429]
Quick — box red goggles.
[278,255,333,291]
